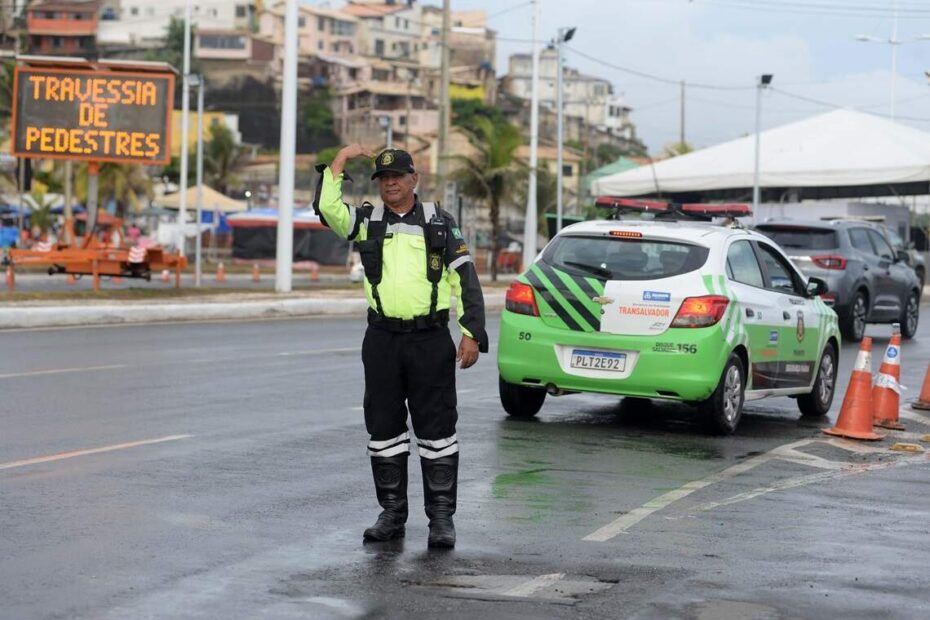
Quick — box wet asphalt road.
[2,310,930,619]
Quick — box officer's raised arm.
[315,144,375,240]
[442,213,489,366]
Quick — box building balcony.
[27,17,98,36]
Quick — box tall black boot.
[421,454,458,548]
[363,454,408,542]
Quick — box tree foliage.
[145,16,199,74]
[451,116,523,281]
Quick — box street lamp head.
[563,27,576,43]
[759,74,773,86]
[854,34,881,42]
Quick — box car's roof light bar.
[596,196,752,222]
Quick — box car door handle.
[745,308,755,318]
[783,311,791,320]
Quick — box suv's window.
[757,242,801,295]
[849,228,876,255]
[543,235,709,281]
[726,240,764,288]
[866,229,894,260]
[754,226,838,250]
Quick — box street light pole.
[275,0,298,293]
[752,74,773,212]
[521,0,540,271]
[193,74,204,287]
[178,0,191,256]
[555,26,575,234]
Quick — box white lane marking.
[0,364,127,380]
[350,406,364,411]
[583,439,815,542]
[822,437,887,454]
[457,389,475,395]
[899,409,930,425]
[0,435,192,471]
[692,452,930,513]
[502,573,565,598]
[278,347,359,357]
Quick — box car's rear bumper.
[497,311,731,402]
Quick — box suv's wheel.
[901,290,920,339]
[840,291,868,342]
[700,353,745,435]
[499,376,546,418]
[797,344,837,417]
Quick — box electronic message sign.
[11,67,175,165]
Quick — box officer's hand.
[457,335,480,369]
[338,144,375,160]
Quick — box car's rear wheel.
[797,344,837,417]
[499,376,546,418]
[901,291,919,340]
[700,353,745,435]
[840,291,868,342]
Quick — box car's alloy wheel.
[841,292,868,342]
[901,292,919,339]
[701,353,745,435]
[798,344,837,417]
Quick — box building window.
[52,37,64,48]
[399,115,406,126]
[331,20,353,36]
[298,16,306,28]
[200,35,247,49]
[235,5,248,18]
[375,39,385,55]
[130,7,138,16]
[318,16,325,31]
[562,165,573,177]
[101,7,116,20]
[318,40,323,50]
[395,17,400,28]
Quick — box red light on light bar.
[680,203,752,215]
[609,230,643,238]
[595,196,669,211]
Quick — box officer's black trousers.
[361,324,459,460]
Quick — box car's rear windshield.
[542,235,709,281]
[755,226,839,250]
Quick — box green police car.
[497,201,841,434]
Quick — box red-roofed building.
[26,0,101,56]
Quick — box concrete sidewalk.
[0,290,507,329]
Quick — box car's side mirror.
[806,277,828,298]
[896,249,911,264]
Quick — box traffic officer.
[314,144,489,548]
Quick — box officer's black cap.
[371,149,416,180]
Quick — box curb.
[0,294,507,329]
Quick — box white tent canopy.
[592,109,930,201]
[156,185,248,213]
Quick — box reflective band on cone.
[824,337,884,441]
[874,334,905,431]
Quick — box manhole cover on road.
[410,573,614,605]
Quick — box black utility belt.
[368,309,449,333]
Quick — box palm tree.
[204,123,249,194]
[512,165,558,238]
[451,117,523,281]
[74,163,153,218]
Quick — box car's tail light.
[671,295,729,328]
[811,255,847,270]
[505,282,539,316]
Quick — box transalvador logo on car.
[643,290,671,302]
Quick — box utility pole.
[752,74,773,212]
[437,0,451,189]
[193,74,204,287]
[679,80,685,147]
[178,0,192,256]
[555,26,575,233]
[521,0,540,271]
[275,0,298,293]
[64,160,72,244]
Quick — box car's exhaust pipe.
[546,383,578,396]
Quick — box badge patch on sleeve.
[455,242,469,255]
[452,227,464,240]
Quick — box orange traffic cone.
[309,261,320,282]
[873,330,904,430]
[824,337,884,440]
[5,264,14,292]
[160,269,171,283]
[251,263,260,283]
[913,363,930,411]
[66,273,77,285]
[216,262,226,283]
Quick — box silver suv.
[755,219,920,341]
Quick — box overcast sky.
[314,0,930,154]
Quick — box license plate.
[570,349,626,372]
